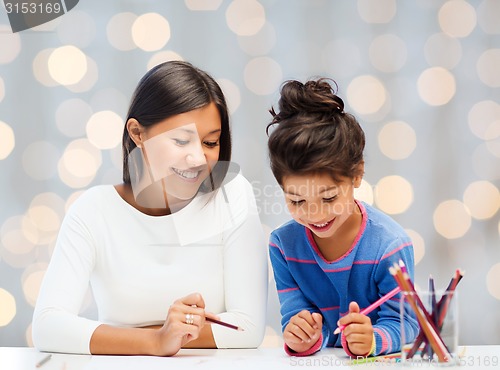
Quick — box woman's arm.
[90,293,216,355]
[211,175,268,348]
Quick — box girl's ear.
[353,161,365,188]
[127,118,145,148]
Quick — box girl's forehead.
[282,174,348,196]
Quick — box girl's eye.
[174,139,189,146]
[323,195,338,202]
[289,199,304,206]
[204,141,219,148]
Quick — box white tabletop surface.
[1,345,499,369]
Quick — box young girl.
[266,78,418,357]
[32,61,268,356]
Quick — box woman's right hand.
[154,293,213,356]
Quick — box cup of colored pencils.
[393,262,463,366]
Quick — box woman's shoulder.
[66,185,118,214]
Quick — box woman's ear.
[353,161,365,188]
[127,118,145,148]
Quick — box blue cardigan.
[269,200,419,356]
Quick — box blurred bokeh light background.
[0,0,499,347]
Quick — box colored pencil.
[390,264,451,362]
[206,317,244,331]
[35,354,52,368]
[406,269,463,359]
[333,286,401,335]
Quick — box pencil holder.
[400,290,459,366]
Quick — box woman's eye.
[323,195,337,202]
[204,141,219,148]
[289,200,304,206]
[174,139,189,146]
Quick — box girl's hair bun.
[270,78,344,124]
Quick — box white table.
[1,345,499,369]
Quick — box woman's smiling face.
[141,102,221,202]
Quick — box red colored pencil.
[206,317,244,331]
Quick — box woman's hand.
[337,301,374,356]
[153,293,216,356]
[283,310,323,353]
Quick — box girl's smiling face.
[282,172,362,240]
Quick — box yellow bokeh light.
[147,51,184,71]
[32,48,57,87]
[439,0,476,38]
[354,179,374,205]
[486,263,500,300]
[86,111,123,150]
[374,176,413,215]
[0,25,21,64]
[347,75,387,115]
[185,0,223,11]
[0,121,15,160]
[244,57,282,95]
[106,12,137,51]
[357,0,396,24]
[463,181,500,220]
[477,49,500,88]
[417,67,456,106]
[433,199,471,239]
[424,33,462,69]
[58,139,102,188]
[0,288,16,326]
[369,34,407,73]
[226,0,266,36]
[468,100,500,140]
[378,121,416,160]
[66,56,99,93]
[1,229,36,255]
[27,206,60,233]
[477,0,500,35]
[405,229,425,265]
[22,268,46,307]
[217,78,241,115]
[48,46,88,86]
[132,13,170,52]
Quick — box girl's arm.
[269,235,329,356]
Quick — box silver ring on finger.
[185,313,194,325]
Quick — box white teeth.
[313,222,329,228]
[173,168,199,179]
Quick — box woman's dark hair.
[266,78,365,185]
[122,60,231,191]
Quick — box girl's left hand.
[337,301,374,356]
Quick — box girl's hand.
[284,310,323,353]
[154,293,215,356]
[337,301,374,356]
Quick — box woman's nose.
[186,143,207,167]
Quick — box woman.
[32,61,268,356]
